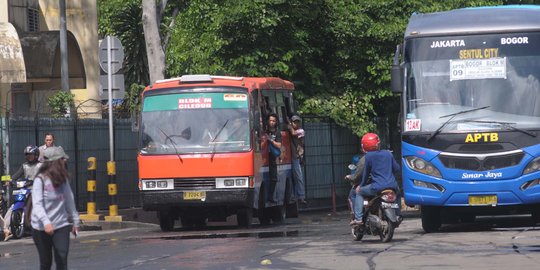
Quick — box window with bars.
[27,8,39,32]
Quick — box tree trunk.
[142,0,166,84]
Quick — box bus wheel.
[532,205,540,224]
[258,208,271,225]
[421,206,441,233]
[159,211,175,232]
[286,201,299,218]
[237,208,253,228]
[271,205,286,224]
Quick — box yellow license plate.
[183,191,206,200]
[469,195,497,206]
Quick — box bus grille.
[174,178,216,190]
[439,151,524,171]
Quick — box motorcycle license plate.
[12,190,23,195]
[381,202,399,209]
[183,191,206,200]
[469,195,497,206]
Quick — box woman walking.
[31,146,79,270]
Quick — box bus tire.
[421,206,441,233]
[159,211,175,232]
[285,178,298,218]
[271,205,286,224]
[532,205,540,224]
[286,201,299,218]
[258,208,271,225]
[237,208,253,228]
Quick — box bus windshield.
[140,91,250,154]
[404,32,540,133]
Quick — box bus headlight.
[523,156,540,175]
[141,179,174,190]
[405,156,442,178]
[216,177,249,188]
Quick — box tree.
[142,0,166,83]
[99,0,515,133]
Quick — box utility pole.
[59,0,73,116]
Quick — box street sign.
[99,74,125,100]
[99,36,124,74]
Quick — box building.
[0,0,101,118]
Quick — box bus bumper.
[403,169,540,207]
[141,189,254,211]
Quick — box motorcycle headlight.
[405,156,442,178]
[16,181,26,188]
[524,156,540,175]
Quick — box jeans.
[292,159,305,199]
[351,184,378,220]
[32,226,71,270]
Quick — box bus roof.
[405,5,540,39]
[145,74,294,92]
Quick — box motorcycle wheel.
[10,209,25,239]
[379,219,395,243]
[351,226,363,241]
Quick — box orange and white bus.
[137,75,299,230]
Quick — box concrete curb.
[79,206,420,231]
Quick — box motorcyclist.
[349,133,401,226]
[345,152,366,220]
[2,145,42,241]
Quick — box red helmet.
[361,133,380,152]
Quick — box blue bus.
[391,6,540,232]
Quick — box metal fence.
[2,115,388,211]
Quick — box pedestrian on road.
[31,146,79,270]
[38,133,56,162]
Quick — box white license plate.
[12,190,23,195]
[381,202,399,209]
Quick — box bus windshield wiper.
[158,127,183,163]
[464,120,536,137]
[428,106,490,142]
[210,120,229,161]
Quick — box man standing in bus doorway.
[266,113,282,202]
[288,115,306,205]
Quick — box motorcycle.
[10,178,33,239]
[351,188,401,243]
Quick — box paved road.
[0,210,539,269]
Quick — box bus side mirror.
[391,45,403,94]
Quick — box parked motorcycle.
[10,178,33,239]
[351,188,401,242]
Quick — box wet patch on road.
[156,230,320,240]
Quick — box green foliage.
[115,83,145,116]
[99,0,516,131]
[48,91,74,118]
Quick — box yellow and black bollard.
[80,157,101,221]
[104,161,122,222]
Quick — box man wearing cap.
[288,114,306,204]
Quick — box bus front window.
[140,92,251,154]
[404,33,540,133]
